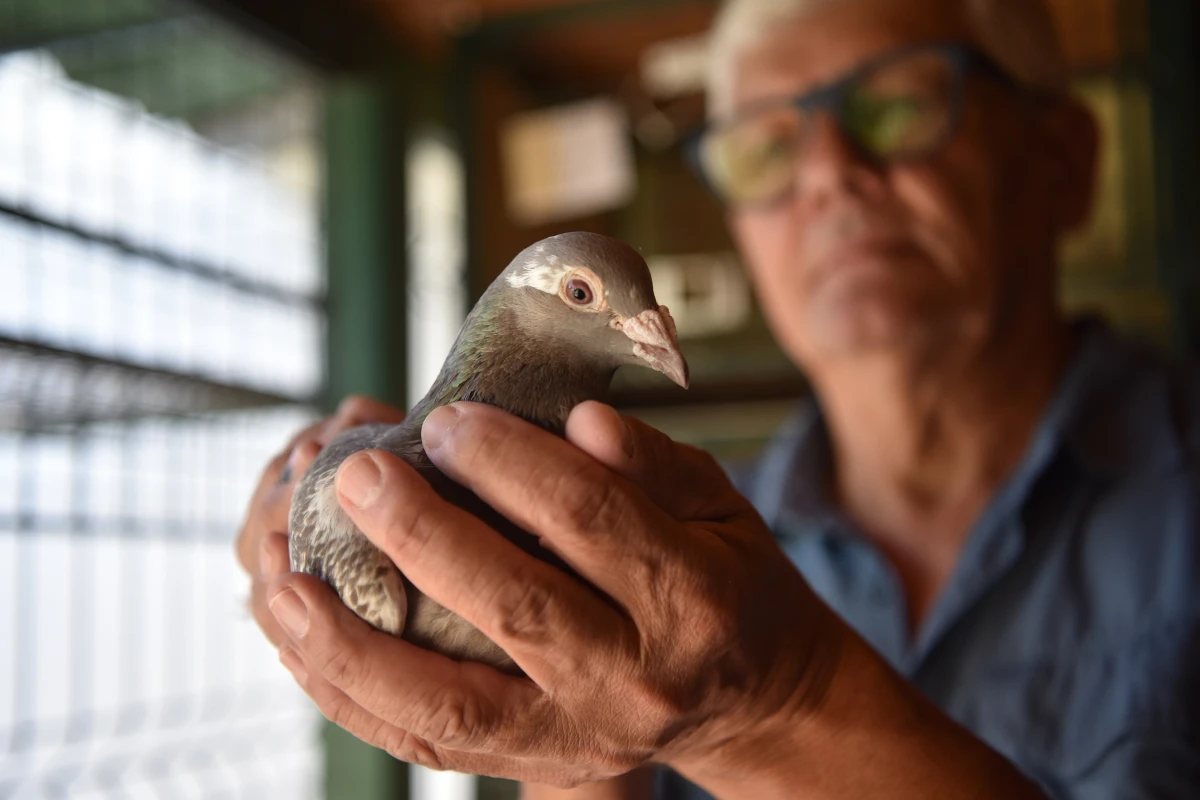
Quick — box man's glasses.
[684,42,1020,208]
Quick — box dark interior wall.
[465,60,614,298]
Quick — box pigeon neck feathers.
[409,292,615,436]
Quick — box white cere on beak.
[612,306,690,389]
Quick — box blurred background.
[0,0,1195,798]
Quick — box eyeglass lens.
[699,49,962,205]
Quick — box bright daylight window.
[0,5,327,798]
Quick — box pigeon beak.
[614,306,690,389]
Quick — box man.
[236,0,1199,797]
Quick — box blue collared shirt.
[658,318,1200,799]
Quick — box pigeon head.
[497,231,690,389]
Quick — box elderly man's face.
[726,0,1096,369]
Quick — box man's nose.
[792,113,881,210]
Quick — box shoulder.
[1071,324,1200,465]
[1054,328,1200,718]
[1071,327,1199,546]
[968,333,1200,786]
[1054,327,1200,625]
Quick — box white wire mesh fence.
[0,10,328,799]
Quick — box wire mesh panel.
[0,4,327,798]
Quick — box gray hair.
[706,0,1069,118]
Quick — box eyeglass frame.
[682,40,1032,208]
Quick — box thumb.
[564,401,747,522]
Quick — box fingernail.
[422,405,461,451]
[269,588,309,639]
[618,417,636,459]
[259,533,287,580]
[278,443,310,485]
[338,452,382,509]
[279,645,308,684]
[599,404,636,459]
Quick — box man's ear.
[1040,95,1101,236]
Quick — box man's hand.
[264,400,843,787]
[235,395,406,647]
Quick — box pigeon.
[288,231,689,674]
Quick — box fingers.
[419,403,705,604]
[236,394,407,652]
[235,434,320,576]
[267,571,558,758]
[239,445,309,649]
[276,440,322,486]
[333,450,627,686]
[319,394,408,445]
[563,401,749,523]
[277,646,591,785]
[279,645,438,764]
[247,532,292,646]
[236,393,404,577]
[260,530,290,578]
[250,578,289,647]
[279,646,454,772]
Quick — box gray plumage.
[288,231,689,673]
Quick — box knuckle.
[319,640,367,690]
[308,677,368,734]
[678,569,740,648]
[492,575,557,645]
[620,547,668,603]
[542,463,621,532]
[321,690,362,732]
[383,729,446,771]
[409,685,487,749]
[336,394,373,420]
[455,415,510,472]
[632,678,690,734]
[688,610,739,659]
[291,440,322,473]
[380,488,440,561]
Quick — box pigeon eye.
[566,279,593,305]
[558,268,607,312]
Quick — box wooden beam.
[189,0,403,72]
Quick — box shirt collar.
[745,398,833,533]
[748,316,1187,535]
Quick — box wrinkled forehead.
[732,0,976,110]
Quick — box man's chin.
[803,299,941,360]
